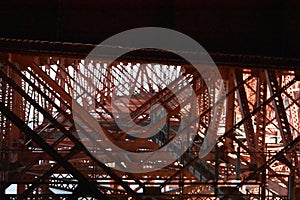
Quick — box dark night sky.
[0,0,300,58]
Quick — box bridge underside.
[2,1,300,199]
[0,39,299,200]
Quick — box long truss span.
[0,42,300,199]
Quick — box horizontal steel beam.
[1,39,300,70]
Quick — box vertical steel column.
[235,69,257,166]
[0,65,8,200]
[255,71,267,199]
[265,70,293,146]
[288,174,295,200]
[6,65,22,152]
[214,144,219,196]
[265,70,297,167]
[225,69,235,150]
[235,146,240,181]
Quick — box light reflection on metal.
[0,51,299,199]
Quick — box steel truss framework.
[0,46,299,200]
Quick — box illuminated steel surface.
[0,42,299,199]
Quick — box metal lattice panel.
[0,52,299,199]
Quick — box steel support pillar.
[236,146,241,180]
[225,69,235,150]
[235,69,256,166]
[256,71,267,199]
[265,70,297,166]
[288,174,295,200]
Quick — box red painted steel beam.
[0,101,108,199]
[1,40,300,69]
[0,63,142,199]
[235,69,256,164]
[265,70,298,169]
